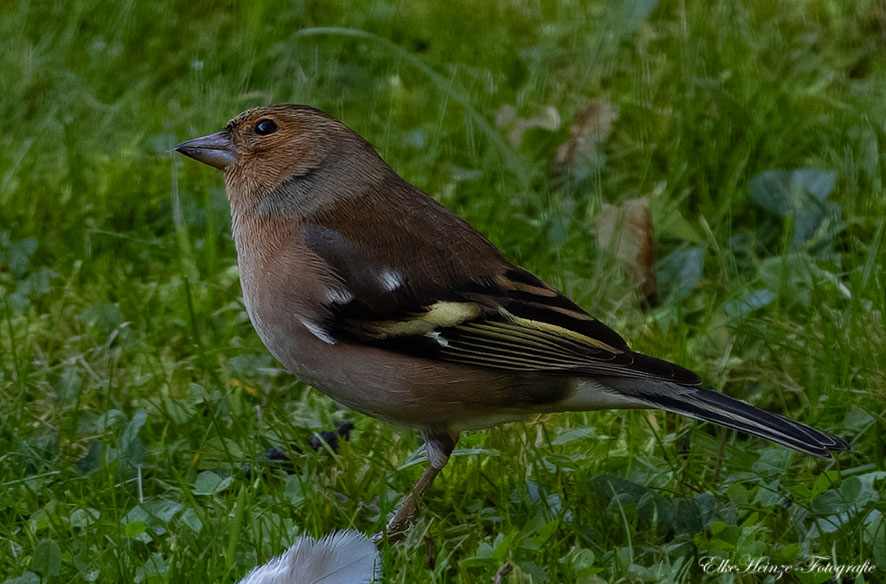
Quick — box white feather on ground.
[237,530,379,584]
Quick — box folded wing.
[299,223,700,385]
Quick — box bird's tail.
[602,378,851,458]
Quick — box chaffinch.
[177,104,849,536]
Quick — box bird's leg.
[381,431,458,540]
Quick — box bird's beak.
[175,131,238,170]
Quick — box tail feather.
[603,378,850,458]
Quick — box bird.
[237,530,379,584]
[176,104,850,536]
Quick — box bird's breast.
[232,217,322,370]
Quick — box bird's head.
[176,104,387,215]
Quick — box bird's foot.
[371,431,457,545]
[386,490,420,535]
[371,491,419,544]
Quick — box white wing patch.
[427,331,449,347]
[324,287,354,304]
[300,318,336,345]
[379,269,403,292]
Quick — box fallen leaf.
[556,98,619,178]
[594,197,658,306]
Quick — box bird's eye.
[255,119,278,135]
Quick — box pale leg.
[376,431,458,541]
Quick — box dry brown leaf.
[594,197,658,306]
[556,98,619,174]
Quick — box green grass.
[2,0,885,582]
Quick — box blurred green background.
[1,0,884,582]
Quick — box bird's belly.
[246,304,571,429]
[236,252,574,429]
